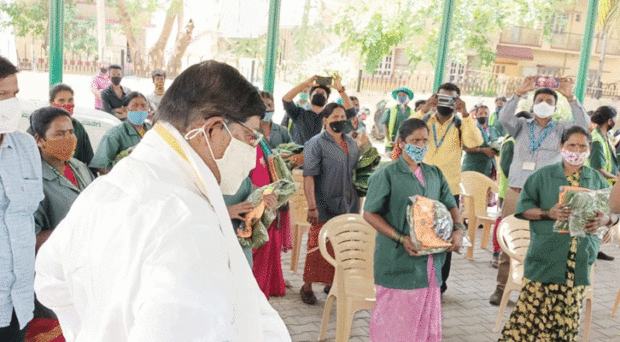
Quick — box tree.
[594,0,620,98]
[333,0,574,73]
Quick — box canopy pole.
[575,0,600,102]
[433,0,455,91]
[263,0,281,93]
[49,0,64,87]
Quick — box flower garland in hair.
[391,143,402,161]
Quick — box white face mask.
[0,97,21,134]
[185,122,257,196]
[532,101,555,119]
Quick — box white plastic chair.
[317,214,376,342]
[460,171,499,260]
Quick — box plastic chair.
[493,216,595,340]
[493,215,530,332]
[317,214,376,342]
[610,224,620,317]
[460,171,500,260]
[290,169,311,274]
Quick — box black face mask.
[100,67,108,74]
[436,106,453,117]
[477,117,488,125]
[111,77,122,86]
[311,93,327,107]
[329,120,347,133]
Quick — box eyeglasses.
[234,120,264,147]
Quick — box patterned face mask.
[561,148,589,166]
[404,144,428,163]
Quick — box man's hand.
[481,147,498,158]
[548,202,572,222]
[332,74,344,92]
[303,75,319,88]
[419,93,438,114]
[557,77,575,102]
[446,230,464,252]
[454,98,468,117]
[227,201,255,221]
[516,76,537,97]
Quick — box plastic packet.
[553,186,612,238]
[406,195,453,255]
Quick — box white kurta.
[34,122,291,342]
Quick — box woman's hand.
[307,209,319,225]
[262,193,278,211]
[481,147,498,158]
[402,236,420,257]
[446,230,464,252]
[547,202,572,222]
[227,202,255,221]
[585,210,610,233]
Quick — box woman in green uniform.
[462,105,498,177]
[259,91,292,149]
[588,106,618,185]
[90,91,151,175]
[27,106,95,340]
[499,126,618,341]
[363,118,464,341]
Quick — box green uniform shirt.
[462,123,495,177]
[515,162,609,286]
[90,121,150,170]
[364,157,456,290]
[34,158,94,234]
[489,110,505,137]
[588,128,618,180]
[72,119,94,165]
[498,137,515,199]
[381,106,411,147]
[259,122,292,150]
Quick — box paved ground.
[271,229,620,342]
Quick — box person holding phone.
[282,75,357,145]
[489,76,590,306]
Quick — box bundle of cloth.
[273,142,304,170]
[406,195,454,255]
[354,141,382,197]
[554,186,612,238]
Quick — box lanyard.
[432,121,455,148]
[528,121,556,153]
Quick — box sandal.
[300,284,317,305]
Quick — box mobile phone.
[535,76,560,89]
[437,94,457,107]
[317,76,333,87]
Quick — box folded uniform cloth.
[406,195,454,255]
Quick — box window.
[447,59,466,82]
[551,14,568,34]
[376,54,393,77]
[575,13,582,22]
[493,64,507,75]
[536,66,561,76]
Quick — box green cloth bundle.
[553,186,612,238]
[273,142,304,170]
[354,142,382,197]
[237,179,298,249]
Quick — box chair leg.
[290,224,301,274]
[318,293,336,341]
[582,298,592,342]
[612,287,620,316]
[480,223,492,250]
[492,285,514,332]
[467,218,478,260]
[335,299,354,342]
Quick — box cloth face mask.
[561,148,589,166]
[51,103,75,116]
[43,136,77,161]
[127,111,149,126]
[329,120,346,133]
[0,97,21,134]
[185,122,257,195]
[404,144,428,163]
[532,102,555,119]
[397,95,409,105]
[263,111,274,122]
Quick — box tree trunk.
[116,0,146,76]
[148,0,183,70]
[166,19,195,76]
[595,30,609,99]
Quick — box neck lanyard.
[528,121,556,153]
[432,120,455,148]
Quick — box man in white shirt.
[34,60,291,342]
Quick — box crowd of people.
[1,52,620,342]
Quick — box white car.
[17,99,121,151]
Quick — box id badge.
[522,162,536,171]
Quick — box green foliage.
[334,0,575,73]
[0,0,47,38]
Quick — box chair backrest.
[318,214,376,282]
[289,169,308,225]
[461,171,499,217]
[497,215,530,263]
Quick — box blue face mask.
[263,111,274,122]
[397,95,408,105]
[404,144,427,163]
[127,110,149,125]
